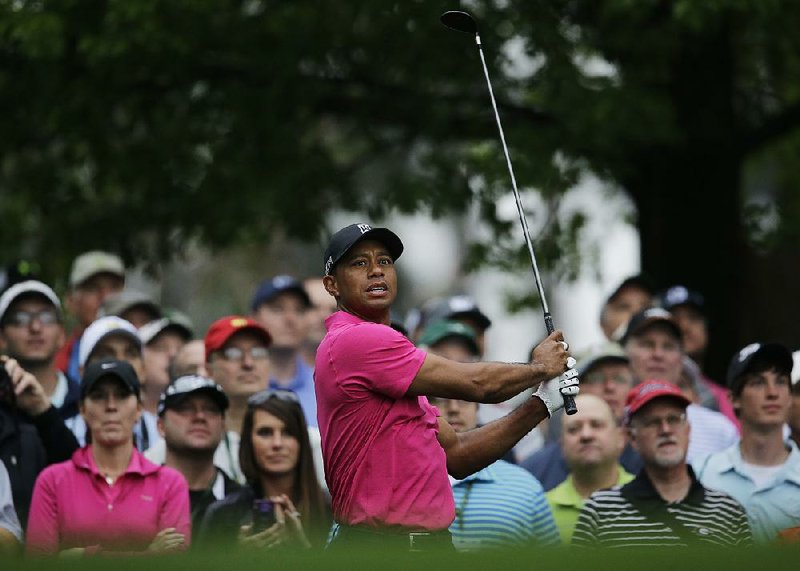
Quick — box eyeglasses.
[633,412,687,431]
[3,309,60,327]
[248,388,300,407]
[218,346,269,363]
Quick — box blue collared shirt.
[269,356,318,427]
[450,460,559,550]
[694,440,800,543]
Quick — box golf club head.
[440,10,477,35]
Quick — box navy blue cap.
[660,285,705,314]
[726,342,793,391]
[323,224,403,275]
[251,275,311,311]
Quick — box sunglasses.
[247,388,300,407]
[165,375,223,398]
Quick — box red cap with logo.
[204,315,272,356]
[623,380,691,425]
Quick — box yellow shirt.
[545,466,634,544]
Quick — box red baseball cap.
[204,315,272,356]
[623,380,691,425]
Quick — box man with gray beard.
[572,381,751,548]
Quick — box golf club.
[441,10,577,415]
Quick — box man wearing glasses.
[572,380,751,548]
[0,280,79,419]
[317,223,579,550]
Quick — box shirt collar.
[455,463,497,484]
[73,445,160,477]
[550,465,632,508]
[721,440,800,487]
[622,465,705,505]
[269,356,311,391]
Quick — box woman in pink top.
[26,359,190,555]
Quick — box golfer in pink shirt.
[26,359,190,555]
[316,224,580,550]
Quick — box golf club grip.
[543,314,578,415]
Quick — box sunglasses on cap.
[247,388,300,407]
[164,374,224,398]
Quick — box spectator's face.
[601,286,652,340]
[580,361,634,421]
[121,305,160,329]
[208,331,270,399]
[0,297,65,366]
[86,333,144,381]
[427,339,478,364]
[562,396,624,470]
[68,273,124,327]
[143,330,187,393]
[252,292,309,350]
[625,325,683,384]
[303,278,338,346]
[670,305,707,360]
[251,409,299,476]
[80,378,141,446]
[324,240,397,322]
[429,397,479,432]
[159,393,224,454]
[171,339,207,378]
[628,399,689,469]
[732,368,792,429]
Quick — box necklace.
[455,481,475,531]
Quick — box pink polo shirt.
[26,445,191,554]
[315,311,455,530]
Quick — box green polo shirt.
[546,465,634,544]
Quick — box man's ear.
[323,274,339,299]
[157,416,165,438]
[625,426,638,452]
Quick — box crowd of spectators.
[0,250,798,556]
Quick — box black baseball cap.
[81,359,140,399]
[726,342,793,392]
[621,307,682,345]
[606,274,656,304]
[323,223,404,275]
[157,374,229,416]
[660,285,705,314]
[424,295,492,332]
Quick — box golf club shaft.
[473,34,577,415]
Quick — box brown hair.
[239,396,327,529]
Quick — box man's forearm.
[445,396,548,479]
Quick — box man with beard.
[158,375,240,529]
[572,381,751,547]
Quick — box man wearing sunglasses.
[572,381,751,548]
[0,280,80,419]
[317,223,579,550]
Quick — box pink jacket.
[26,445,190,555]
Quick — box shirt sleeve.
[25,466,60,554]
[332,322,427,399]
[0,462,22,543]
[158,468,192,549]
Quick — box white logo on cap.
[100,362,116,370]
[357,224,372,234]
[738,343,761,363]
[325,256,333,275]
[273,275,294,288]
[665,286,689,305]
[449,295,475,312]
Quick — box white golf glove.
[533,357,580,416]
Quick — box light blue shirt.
[270,356,318,428]
[0,460,22,542]
[694,440,800,543]
[450,460,559,550]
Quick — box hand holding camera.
[0,356,51,416]
[239,495,311,549]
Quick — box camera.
[0,365,13,406]
[251,499,276,533]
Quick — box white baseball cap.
[79,315,141,368]
[69,251,125,288]
[0,280,61,324]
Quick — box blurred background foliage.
[1,0,800,377]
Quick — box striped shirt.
[450,460,559,550]
[572,467,752,548]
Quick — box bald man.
[545,395,634,543]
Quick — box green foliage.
[1,0,799,303]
